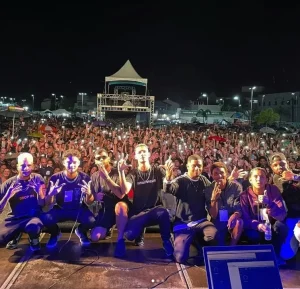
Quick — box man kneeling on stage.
[43,149,96,247]
[0,153,46,251]
[117,144,174,258]
[164,154,218,264]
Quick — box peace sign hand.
[7,181,23,199]
[78,180,92,196]
[28,177,42,193]
[49,179,66,197]
[117,156,131,172]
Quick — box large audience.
[0,115,300,266]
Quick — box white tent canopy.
[52,109,71,116]
[105,60,148,85]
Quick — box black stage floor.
[0,232,299,289]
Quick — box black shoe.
[6,232,23,250]
[75,228,91,246]
[163,240,174,257]
[134,235,145,247]
[29,238,41,252]
[46,232,62,248]
[114,239,126,258]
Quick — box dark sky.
[1,3,300,106]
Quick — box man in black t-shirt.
[43,149,96,247]
[0,153,46,251]
[89,149,131,247]
[116,143,173,258]
[164,154,217,264]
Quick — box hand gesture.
[7,181,22,199]
[79,180,92,196]
[98,163,110,180]
[227,213,238,229]
[211,182,221,201]
[117,157,130,172]
[95,192,104,202]
[281,170,294,181]
[258,223,267,233]
[28,177,42,194]
[164,156,174,181]
[49,179,66,197]
[229,166,247,180]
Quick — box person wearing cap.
[270,153,300,260]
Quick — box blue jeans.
[244,220,288,256]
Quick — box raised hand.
[211,182,221,201]
[164,156,174,181]
[117,157,131,172]
[281,170,295,181]
[7,181,23,199]
[78,180,92,196]
[97,163,110,180]
[229,166,247,181]
[49,179,66,197]
[28,177,42,194]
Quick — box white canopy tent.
[105,60,148,94]
[52,109,71,117]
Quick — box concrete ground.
[0,232,299,289]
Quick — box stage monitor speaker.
[203,244,282,289]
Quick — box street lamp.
[234,95,241,107]
[79,92,87,113]
[202,93,208,105]
[31,94,34,110]
[249,86,256,125]
[51,93,56,109]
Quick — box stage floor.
[0,232,299,289]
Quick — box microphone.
[80,192,85,204]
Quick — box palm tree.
[196,109,211,123]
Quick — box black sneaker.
[114,239,126,258]
[29,238,41,252]
[46,232,62,249]
[163,240,174,257]
[134,235,145,247]
[6,232,23,250]
[75,228,91,246]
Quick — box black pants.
[124,206,171,242]
[173,220,217,264]
[0,217,43,245]
[41,206,96,235]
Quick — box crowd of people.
[0,116,300,266]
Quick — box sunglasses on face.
[95,155,108,161]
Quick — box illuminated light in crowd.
[294,151,297,154]
[9,152,12,156]
[281,148,285,151]
[239,140,243,144]
[96,147,99,150]
[263,133,266,136]
[266,150,270,154]
[239,133,243,136]
[33,120,36,123]
[62,126,65,129]
[192,131,194,134]
[224,161,228,164]
[245,146,249,149]
[200,148,204,152]
[228,157,232,162]
[89,142,92,145]
[281,140,284,143]
[213,148,217,152]
[261,141,265,144]
[82,140,84,143]
[203,136,206,139]
[271,137,273,140]
[251,133,254,135]
[80,146,83,149]
[282,134,286,137]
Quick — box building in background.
[257,92,300,122]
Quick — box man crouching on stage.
[116,143,174,258]
[0,153,46,251]
[42,149,96,247]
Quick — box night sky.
[1,3,300,107]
